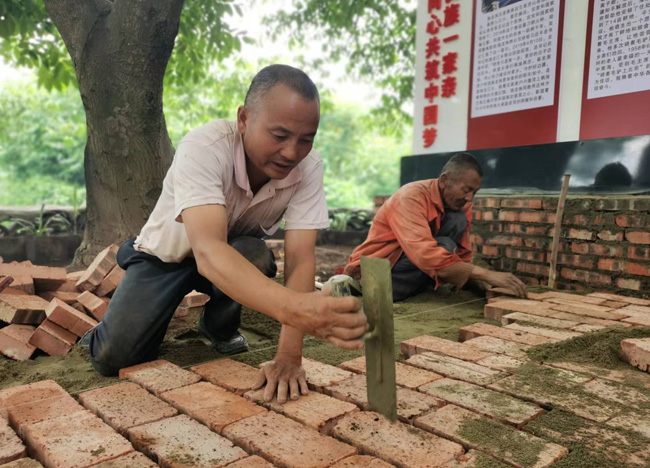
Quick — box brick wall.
[470,196,650,296]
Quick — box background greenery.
[0,61,410,209]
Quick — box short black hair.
[244,64,319,108]
[440,152,483,180]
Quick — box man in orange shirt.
[344,153,527,301]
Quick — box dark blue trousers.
[391,210,467,301]
[87,237,276,376]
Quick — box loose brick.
[44,298,97,337]
[588,292,650,306]
[161,381,265,433]
[503,323,582,341]
[76,291,108,321]
[440,450,510,468]
[606,410,650,440]
[180,290,210,308]
[79,382,178,433]
[544,361,650,388]
[405,352,505,386]
[28,319,77,356]
[300,357,355,392]
[128,414,247,468]
[0,324,36,360]
[76,245,119,292]
[245,387,358,432]
[94,266,125,297]
[463,336,532,359]
[582,378,650,407]
[190,358,261,395]
[484,299,556,321]
[414,405,567,468]
[0,380,67,418]
[24,410,134,468]
[7,393,85,435]
[501,312,578,330]
[0,459,44,468]
[332,411,463,468]
[91,452,158,468]
[602,300,627,309]
[475,354,528,372]
[546,301,627,321]
[626,231,650,245]
[0,417,25,465]
[223,411,356,468]
[340,355,442,389]
[0,263,66,292]
[325,374,444,422]
[458,323,556,346]
[400,335,492,362]
[330,455,394,467]
[549,311,630,328]
[532,291,607,305]
[621,338,650,372]
[222,456,274,468]
[5,275,35,295]
[0,295,50,325]
[37,290,80,304]
[120,359,201,396]
[420,378,544,427]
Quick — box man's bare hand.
[286,290,367,350]
[252,355,309,403]
[484,271,527,298]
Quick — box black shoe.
[198,314,249,355]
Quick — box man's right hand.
[286,291,367,350]
[484,271,527,298]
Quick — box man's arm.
[254,229,316,402]
[182,204,367,347]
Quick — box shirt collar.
[431,178,446,214]
[234,130,302,196]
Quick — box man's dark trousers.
[87,237,276,376]
[391,210,467,302]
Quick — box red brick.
[626,231,650,245]
[482,210,495,221]
[616,277,641,291]
[597,230,623,241]
[621,339,650,372]
[330,455,394,467]
[568,228,594,240]
[0,324,36,360]
[469,234,483,245]
[190,358,261,395]
[504,323,582,341]
[161,381,265,433]
[0,416,26,465]
[0,263,66,292]
[459,323,555,346]
[300,357,355,392]
[0,380,67,418]
[76,245,119,292]
[519,211,555,224]
[76,291,108,321]
[128,414,247,467]
[332,411,463,467]
[37,290,80,304]
[439,450,511,468]
[28,319,77,356]
[476,197,500,208]
[7,392,84,435]
[500,199,543,209]
[501,312,578,330]
[556,253,594,269]
[516,262,549,277]
[245,387,358,432]
[180,290,210,308]
[475,354,529,372]
[497,211,518,222]
[91,452,159,468]
[615,214,647,227]
[79,382,178,433]
[24,410,134,468]
[486,235,523,247]
[5,275,35,295]
[472,210,482,221]
[223,411,357,467]
[506,248,545,262]
[45,297,97,336]
[325,374,444,422]
[463,336,531,359]
[484,300,555,321]
[419,378,544,427]
[533,291,608,305]
[587,292,650,306]
[0,458,45,468]
[94,266,125,297]
[481,246,500,257]
[400,335,492,362]
[524,238,545,250]
[0,295,50,325]
[405,352,505,386]
[590,243,625,257]
[222,456,274,468]
[560,268,612,285]
[602,300,627,309]
[570,242,589,255]
[120,359,201,396]
[546,300,627,321]
[414,405,567,468]
[629,246,650,261]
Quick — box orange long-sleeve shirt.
[344,179,473,288]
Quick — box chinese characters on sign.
[422,0,461,148]
[587,0,650,99]
[471,0,561,118]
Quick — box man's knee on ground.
[229,236,276,277]
[435,236,458,254]
[89,340,147,377]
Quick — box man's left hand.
[252,354,309,403]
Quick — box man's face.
[237,84,320,181]
[439,170,482,211]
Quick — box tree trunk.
[43,0,184,268]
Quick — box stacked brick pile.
[469,195,650,295]
[0,245,210,360]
